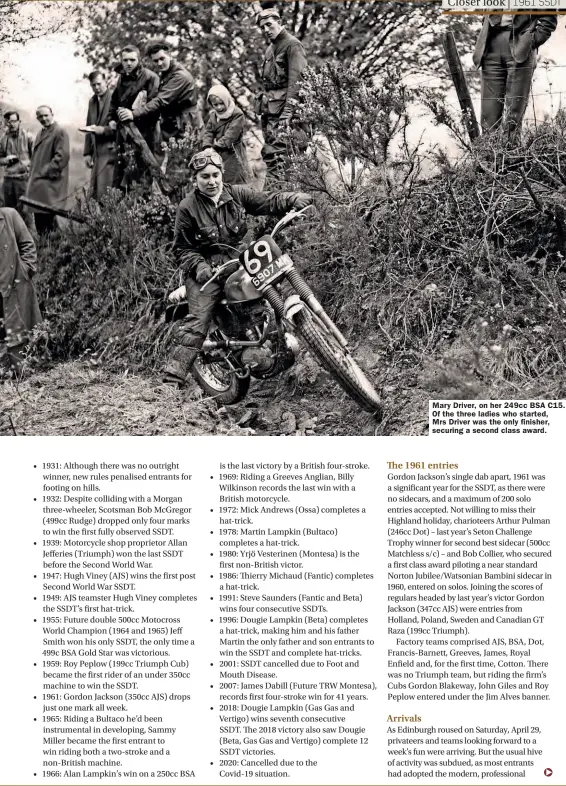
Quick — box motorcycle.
[166,207,381,414]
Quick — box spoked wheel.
[294,309,382,415]
[191,355,250,405]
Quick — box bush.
[36,188,179,369]
[285,68,566,396]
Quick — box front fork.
[264,271,349,350]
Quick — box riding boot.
[162,345,200,387]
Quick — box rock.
[290,354,320,385]
[298,415,316,431]
[238,410,257,427]
[261,402,284,425]
[353,342,382,370]
[280,411,297,434]
[227,404,247,421]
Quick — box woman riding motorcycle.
[164,148,312,386]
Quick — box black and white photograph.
[1,0,566,437]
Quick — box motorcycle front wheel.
[191,355,250,405]
[294,309,382,415]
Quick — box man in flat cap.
[473,13,557,140]
[256,7,307,176]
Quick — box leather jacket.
[174,184,311,275]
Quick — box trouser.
[113,146,152,190]
[261,115,309,181]
[261,115,290,178]
[164,276,223,382]
[34,213,57,236]
[480,28,536,139]
[90,152,116,202]
[2,178,34,231]
[0,296,27,373]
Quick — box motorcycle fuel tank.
[224,268,262,303]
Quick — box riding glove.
[195,262,214,285]
[292,194,313,210]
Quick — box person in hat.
[473,13,557,139]
[0,111,35,229]
[163,148,312,386]
[202,84,248,184]
[256,7,307,176]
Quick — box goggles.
[189,149,224,172]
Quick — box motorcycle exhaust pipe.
[201,336,269,351]
[202,318,272,352]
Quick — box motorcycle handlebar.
[270,205,313,239]
[200,258,240,290]
[199,206,313,292]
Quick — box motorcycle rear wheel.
[294,310,382,415]
[191,356,250,405]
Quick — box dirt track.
[0,354,430,437]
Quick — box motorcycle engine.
[241,344,275,373]
[232,302,269,337]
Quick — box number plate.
[239,235,292,290]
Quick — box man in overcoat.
[83,71,116,201]
[0,207,42,375]
[473,14,557,139]
[26,106,70,235]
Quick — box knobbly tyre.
[166,207,381,415]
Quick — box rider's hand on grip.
[292,194,313,211]
[195,262,214,285]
